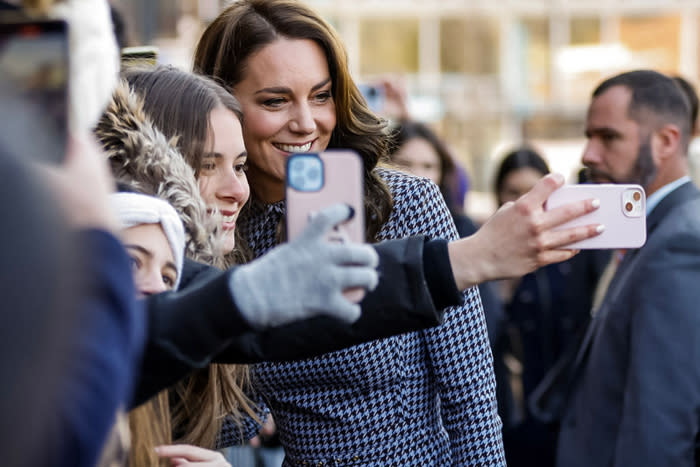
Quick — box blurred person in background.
[672,75,700,186]
[388,119,515,431]
[672,75,698,136]
[389,119,473,236]
[550,70,700,467]
[494,147,609,467]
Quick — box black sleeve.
[214,235,449,363]
[134,236,464,403]
[422,238,462,310]
[131,259,253,407]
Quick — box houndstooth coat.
[226,169,506,466]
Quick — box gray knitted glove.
[230,204,379,329]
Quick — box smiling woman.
[194,1,506,464]
[121,66,250,258]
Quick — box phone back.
[286,150,364,243]
[286,150,365,301]
[545,184,647,249]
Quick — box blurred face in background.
[497,167,545,206]
[122,223,178,297]
[392,137,441,184]
[581,85,657,188]
[197,106,250,253]
[233,38,336,203]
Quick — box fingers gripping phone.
[0,18,69,163]
[545,184,647,250]
[286,150,365,301]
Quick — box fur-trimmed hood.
[95,80,225,270]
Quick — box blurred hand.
[448,173,603,289]
[155,444,231,466]
[378,76,410,120]
[39,134,118,232]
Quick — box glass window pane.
[619,15,681,72]
[359,19,419,74]
[440,18,499,75]
[570,17,600,45]
[522,17,550,102]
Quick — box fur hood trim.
[95,80,225,269]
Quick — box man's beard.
[584,140,657,189]
[627,140,658,188]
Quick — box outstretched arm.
[448,173,602,290]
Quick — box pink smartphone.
[544,184,647,249]
[286,150,365,301]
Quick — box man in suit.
[556,70,700,466]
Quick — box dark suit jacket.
[557,181,700,467]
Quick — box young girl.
[110,191,230,466]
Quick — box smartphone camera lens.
[288,154,323,192]
[621,188,645,218]
[306,166,321,183]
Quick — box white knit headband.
[109,192,185,290]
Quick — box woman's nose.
[216,169,248,205]
[289,103,316,134]
[138,270,168,296]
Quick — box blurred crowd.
[1,1,698,466]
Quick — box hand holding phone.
[545,184,647,249]
[286,150,366,301]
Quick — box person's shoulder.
[180,257,222,289]
[654,196,700,243]
[374,167,437,191]
[375,167,443,208]
[374,168,456,241]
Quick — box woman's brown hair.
[193,0,393,240]
[121,67,257,456]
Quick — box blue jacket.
[58,230,144,467]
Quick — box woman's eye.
[128,256,140,271]
[234,162,248,174]
[162,275,175,289]
[200,162,216,171]
[314,91,331,103]
[263,97,286,107]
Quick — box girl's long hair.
[111,67,259,460]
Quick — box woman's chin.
[222,232,236,254]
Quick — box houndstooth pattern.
[237,168,505,466]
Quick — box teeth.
[222,214,235,223]
[276,142,312,153]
